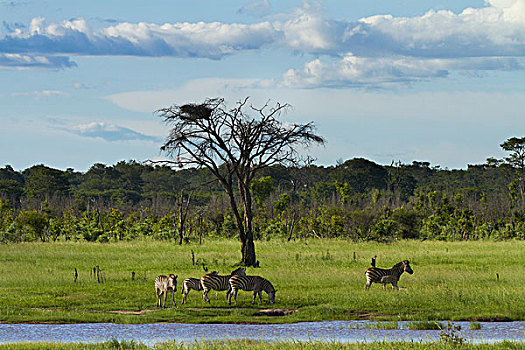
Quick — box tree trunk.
[241,236,257,266]
[239,175,257,266]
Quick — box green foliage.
[251,176,274,208]
[1,157,525,243]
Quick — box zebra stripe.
[228,275,276,305]
[180,277,203,304]
[155,274,178,308]
[201,267,246,303]
[365,260,413,290]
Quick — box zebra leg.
[202,288,210,303]
[171,290,177,308]
[382,283,386,290]
[252,291,257,304]
[226,286,231,300]
[233,288,238,305]
[392,281,399,290]
[364,281,371,290]
[163,291,167,308]
[182,289,188,304]
[156,289,163,307]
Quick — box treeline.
[1,158,524,243]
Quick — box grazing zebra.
[155,274,178,308]
[365,260,413,290]
[201,267,246,303]
[228,275,276,305]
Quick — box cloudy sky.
[1,0,524,171]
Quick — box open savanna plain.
[0,239,524,324]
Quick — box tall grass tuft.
[407,321,444,330]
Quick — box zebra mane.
[263,277,276,293]
[392,261,406,269]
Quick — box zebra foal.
[228,275,276,305]
[181,271,218,304]
[180,278,202,304]
[365,260,413,290]
[155,274,178,308]
[200,267,246,303]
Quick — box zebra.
[180,278,202,304]
[181,271,219,304]
[365,260,413,290]
[201,267,246,303]
[228,275,276,305]
[155,274,178,308]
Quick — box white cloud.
[1,1,525,86]
[0,53,76,69]
[70,122,161,143]
[282,54,523,88]
[1,17,280,62]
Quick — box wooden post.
[95,265,103,283]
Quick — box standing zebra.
[228,275,276,305]
[365,260,413,290]
[180,278,202,304]
[155,274,178,308]
[181,271,218,304]
[201,267,246,303]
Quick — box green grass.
[470,322,482,330]
[407,321,444,330]
[0,340,523,350]
[0,239,524,323]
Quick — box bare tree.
[156,97,324,266]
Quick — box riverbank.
[0,340,524,350]
[0,240,524,323]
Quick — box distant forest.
[1,157,524,243]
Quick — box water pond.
[1,321,524,347]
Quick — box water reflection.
[0,321,524,346]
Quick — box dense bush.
[1,158,524,243]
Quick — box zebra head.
[230,267,247,276]
[268,288,276,304]
[402,261,414,274]
[168,274,178,289]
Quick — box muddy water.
[1,321,524,346]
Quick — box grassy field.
[0,239,524,323]
[0,340,523,350]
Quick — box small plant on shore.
[439,322,465,345]
[470,322,481,330]
[407,321,444,330]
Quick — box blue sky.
[1,0,524,171]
